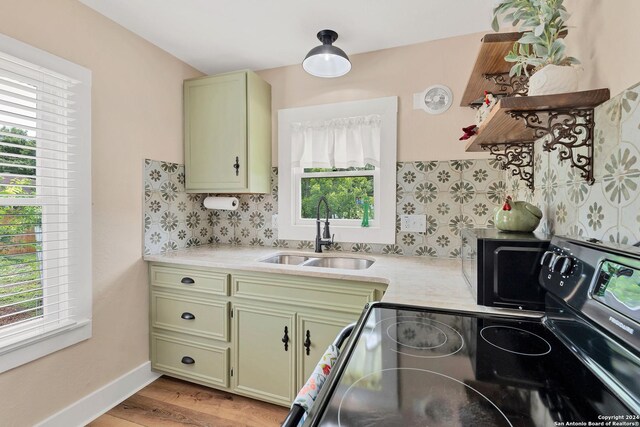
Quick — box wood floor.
[88,376,289,427]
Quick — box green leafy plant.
[492,0,579,76]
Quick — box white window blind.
[0,34,91,372]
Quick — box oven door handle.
[332,323,356,349]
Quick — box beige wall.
[0,0,201,425]
[565,0,640,96]
[259,0,640,165]
[258,33,483,164]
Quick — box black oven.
[461,228,551,311]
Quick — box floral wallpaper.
[143,159,212,255]
[395,159,505,257]
[507,81,640,246]
[143,82,640,256]
[143,158,506,257]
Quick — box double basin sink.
[260,253,375,270]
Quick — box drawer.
[232,274,376,313]
[151,291,229,341]
[150,265,229,295]
[151,334,229,388]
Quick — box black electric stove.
[304,236,640,426]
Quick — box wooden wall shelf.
[460,31,607,186]
[460,32,523,106]
[465,89,610,152]
[461,31,566,106]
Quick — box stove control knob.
[540,251,556,267]
[551,255,573,275]
[559,257,574,276]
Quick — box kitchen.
[0,0,639,426]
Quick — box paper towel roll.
[203,196,239,210]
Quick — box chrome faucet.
[315,196,334,253]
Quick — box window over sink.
[278,97,397,244]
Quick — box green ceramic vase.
[494,200,543,232]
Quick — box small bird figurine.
[459,124,478,140]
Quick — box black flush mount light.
[302,29,351,78]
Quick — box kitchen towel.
[292,344,340,426]
[203,196,239,210]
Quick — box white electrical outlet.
[271,214,278,229]
[400,214,427,233]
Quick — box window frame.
[295,168,379,227]
[0,33,92,374]
[278,97,397,244]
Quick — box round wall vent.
[413,85,453,115]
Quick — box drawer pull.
[282,326,289,352]
[181,356,195,365]
[181,312,195,320]
[233,156,240,176]
[304,330,312,356]
[180,277,195,285]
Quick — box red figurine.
[502,196,512,211]
[459,124,478,140]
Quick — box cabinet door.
[184,72,247,192]
[296,313,354,390]
[233,304,295,405]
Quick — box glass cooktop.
[308,304,635,427]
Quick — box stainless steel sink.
[302,257,374,270]
[260,253,375,270]
[260,254,310,265]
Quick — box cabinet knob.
[181,356,195,365]
[282,326,289,352]
[181,312,195,320]
[304,330,311,356]
[180,277,195,285]
[233,156,240,176]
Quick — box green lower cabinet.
[296,312,354,391]
[151,290,229,341]
[232,304,296,406]
[151,333,229,388]
[149,263,388,407]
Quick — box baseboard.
[36,361,161,427]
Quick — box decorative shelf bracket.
[483,73,529,97]
[482,143,535,190]
[509,108,596,185]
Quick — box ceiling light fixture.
[302,29,351,78]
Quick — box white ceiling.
[79,0,494,75]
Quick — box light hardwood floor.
[88,376,289,427]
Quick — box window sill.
[277,222,395,244]
[0,319,91,373]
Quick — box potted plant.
[492,0,580,96]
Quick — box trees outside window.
[300,166,374,220]
[0,126,43,326]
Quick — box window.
[300,165,375,221]
[0,34,91,373]
[278,97,397,244]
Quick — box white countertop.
[144,245,542,317]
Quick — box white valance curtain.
[291,114,381,168]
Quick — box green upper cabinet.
[184,70,271,193]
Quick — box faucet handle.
[323,222,331,239]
